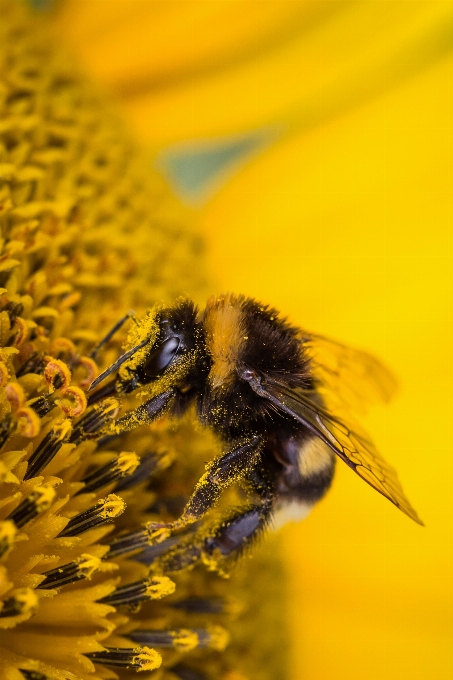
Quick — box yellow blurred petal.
[54,0,319,97]
[54,1,453,149]
[201,53,452,320]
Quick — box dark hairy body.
[88,293,422,570]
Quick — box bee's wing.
[246,374,423,525]
[304,333,398,414]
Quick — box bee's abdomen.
[297,437,334,478]
[276,434,336,505]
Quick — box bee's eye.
[143,337,180,378]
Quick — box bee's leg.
[151,435,263,534]
[204,468,274,559]
[156,469,273,572]
[117,389,176,433]
[89,310,135,361]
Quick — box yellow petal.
[54,0,316,98]
[201,53,452,319]
[54,1,453,149]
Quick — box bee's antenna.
[89,311,136,361]
[88,338,148,392]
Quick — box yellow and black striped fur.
[87,293,422,571]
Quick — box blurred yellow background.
[53,2,452,678]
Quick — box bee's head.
[116,299,206,397]
[83,300,206,403]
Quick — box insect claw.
[147,523,172,543]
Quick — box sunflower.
[51,3,453,680]
[2,2,452,680]
[0,2,289,679]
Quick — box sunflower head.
[0,2,288,679]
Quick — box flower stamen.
[0,588,38,619]
[69,398,119,445]
[5,381,25,410]
[76,356,97,389]
[24,420,71,481]
[43,358,71,394]
[55,386,87,418]
[57,494,126,537]
[49,337,77,361]
[16,353,46,378]
[0,415,12,448]
[0,520,16,558]
[27,396,51,417]
[18,670,48,680]
[76,451,139,495]
[98,575,175,607]
[115,450,173,491]
[0,360,9,386]
[135,534,182,565]
[106,527,156,560]
[107,524,180,561]
[85,646,162,671]
[11,316,29,347]
[16,407,41,438]
[129,625,229,652]
[8,485,56,529]
[170,596,230,614]
[38,554,101,590]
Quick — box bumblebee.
[88,293,422,568]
